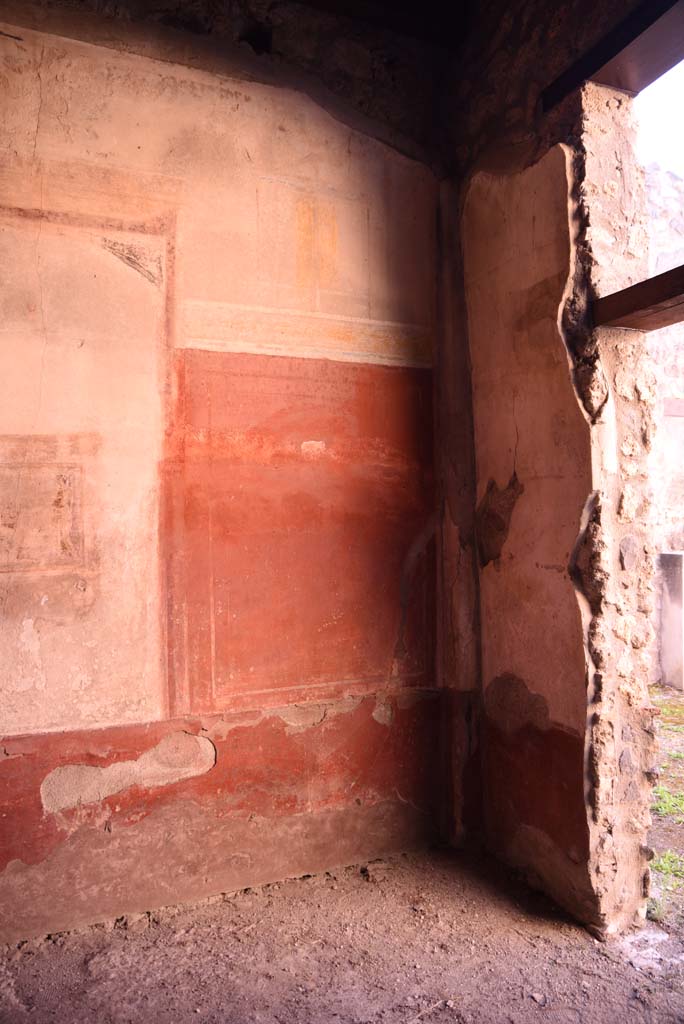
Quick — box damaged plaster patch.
[271,704,328,732]
[475,473,524,567]
[201,697,366,740]
[372,696,393,726]
[300,440,327,458]
[40,733,216,813]
[19,618,42,670]
[270,696,363,733]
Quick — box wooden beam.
[592,264,684,331]
[541,0,683,111]
[592,0,684,94]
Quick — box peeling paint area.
[269,696,364,734]
[41,733,216,813]
[475,474,524,568]
[102,238,164,287]
[0,691,442,942]
[372,697,393,727]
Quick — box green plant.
[651,850,684,880]
[655,702,684,719]
[652,785,684,822]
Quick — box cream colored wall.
[461,146,597,924]
[2,27,435,366]
[463,146,591,734]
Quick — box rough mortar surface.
[577,84,658,934]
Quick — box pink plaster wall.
[0,16,442,938]
[463,147,591,735]
[462,147,595,916]
[0,20,437,738]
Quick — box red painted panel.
[165,350,434,717]
[482,720,589,862]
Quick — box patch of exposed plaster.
[372,696,393,727]
[272,696,363,733]
[300,440,326,458]
[19,618,42,669]
[200,696,373,740]
[271,704,328,732]
[40,732,216,813]
[475,474,524,568]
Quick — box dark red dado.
[0,691,442,942]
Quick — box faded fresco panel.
[0,215,167,735]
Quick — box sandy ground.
[1,846,684,1024]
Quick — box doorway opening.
[633,56,684,926]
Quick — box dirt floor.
[2,842,684,1024]
[3,689,684,1024]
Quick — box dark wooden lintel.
[541,0,684,111]
[592,0,684,94]
[592,264,684,332]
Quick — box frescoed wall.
[0,19,439,940]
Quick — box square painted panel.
[165,349,435,715]
[0,465,83,572]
